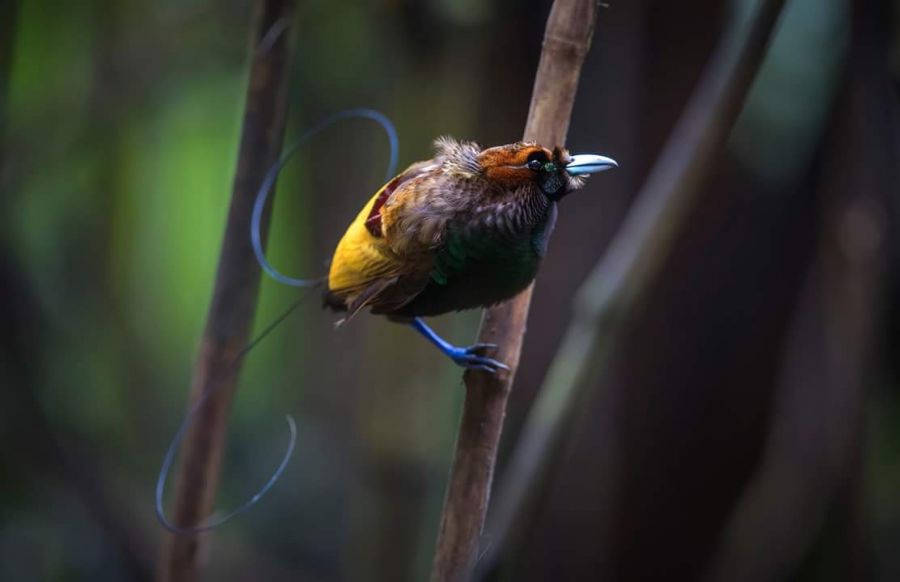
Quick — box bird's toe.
[465,342,498,354]
[452,350,509,373]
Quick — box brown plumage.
[323,137,616,370]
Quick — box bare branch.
[429,2,599,581]
[155,1,295,580]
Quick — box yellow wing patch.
[327,158,443,312]
[327,184,402,296]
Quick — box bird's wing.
[327,162,442,311]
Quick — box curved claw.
[450,345,510,373]
[468,342,498,351]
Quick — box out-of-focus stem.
[478,0,788,577]
[155,1,295,581]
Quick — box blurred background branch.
[155,1,295,580]
[479,0,788,576]
[706,0,896,577]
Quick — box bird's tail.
[156,108,399,534]
[155,289,313,534]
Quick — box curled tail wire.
[251,108,399,287]
[156,108,399,534]
[155,295,309,534]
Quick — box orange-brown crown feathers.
[431,138,593,198]
[476,143,555,186]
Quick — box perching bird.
[324,137,617,372]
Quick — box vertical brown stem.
[429,2,598,580]
[155,1,295,581]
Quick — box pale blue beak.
[565,154,618,175]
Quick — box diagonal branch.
[429,1,599,581]
[478,0,788,576]
[155,1,295,581]
[706,0,895,576]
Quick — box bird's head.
[475,142,617,201]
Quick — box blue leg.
[411,318,509,373]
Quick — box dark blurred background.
[1,0,899,580]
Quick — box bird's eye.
[526,150,550,172]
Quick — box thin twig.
[428,1,599,581]
[155,1,295,581]
[477,0,788,576]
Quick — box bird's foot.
[448,343,509,374]
[410,318,509,374]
